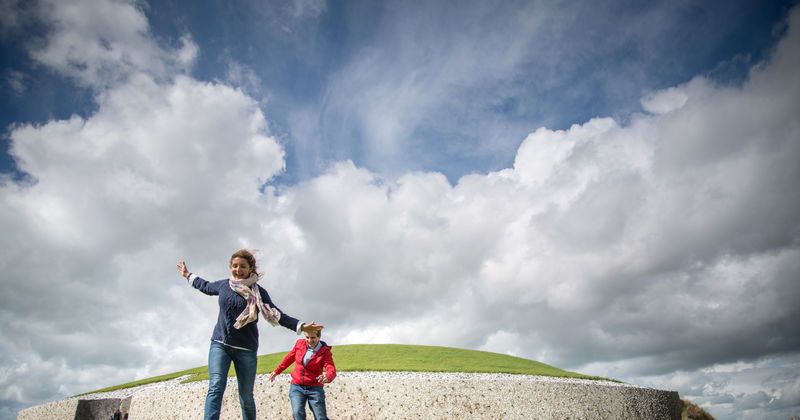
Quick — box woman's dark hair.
[230,249,260,278]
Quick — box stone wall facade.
[18,372,681,420]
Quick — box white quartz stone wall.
[16,399,78,420]
[18,372,682,420]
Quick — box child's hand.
[269,371,278,382]
[317,373,327,384]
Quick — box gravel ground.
[18,372,681,419]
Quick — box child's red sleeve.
[274,341,299,374]
[324,351,336,382]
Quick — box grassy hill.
[86,344,608,394]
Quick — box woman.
[177,249,323,420]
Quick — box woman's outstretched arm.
[176,260,220,295]
[259,286,324,333]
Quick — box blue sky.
[2,0,792,184]
[2,1,799,419]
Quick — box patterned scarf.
[229,274,281,329]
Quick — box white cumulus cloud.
[1,2,799,420]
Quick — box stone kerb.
[17,396,130,420]
[18,372,682,419]
[16,399,78,420]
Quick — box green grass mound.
[86,344,607,394]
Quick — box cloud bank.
[1,1,799,419]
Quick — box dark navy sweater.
[192,276,300,351]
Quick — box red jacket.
[274,339,336,387]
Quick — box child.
[269,330,336,420]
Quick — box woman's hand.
[269,371,278,382]
[301,321,324,334]
[317,373,328,384]
[177,260,190,279]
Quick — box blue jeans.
[204,341,258,420]
[289,383,328,420]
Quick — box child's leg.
[306,386,328,420]
[289,384,309,420]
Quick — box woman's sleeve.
[259,286,301,332]
[191,275,221,296]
